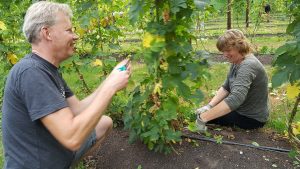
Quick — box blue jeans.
[71,130,97,165]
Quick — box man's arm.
[67,86,101,116]
[41,60,130,151]
[41,84,115,151]
[67,59,131,116]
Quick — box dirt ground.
[81,54,296,169]
[83,126,295,169]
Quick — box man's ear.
[41,26,51,40]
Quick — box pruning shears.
[117,59,130,71]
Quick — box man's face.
[49,12,78,61]
[222,48,243,64]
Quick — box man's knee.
[95,115,113,139]
[101,115,113,129]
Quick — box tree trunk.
[227,0,232,30]
[246,0,250,27]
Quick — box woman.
[196,29,269,131]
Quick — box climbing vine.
[124,0,210,153]
[272,0,300,163]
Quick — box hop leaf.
[76,27,86,37]
[142,32,154,48]
[159,61,168,71]
[142,32,165,48]
[89,18,98,28]
[292,122,300,136]
[7,53,18,65]
[153,81,162,95]
[91,59,103,67]
[286,84,300,99]
[0,21,7,30]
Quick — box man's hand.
[104,59,131,93]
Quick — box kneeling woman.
[196,29,269,131]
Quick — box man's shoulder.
[12,54,35,71]
[11,54,48,75]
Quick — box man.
[264,4,271,22]
[2,1,131,168]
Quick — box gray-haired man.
[2,1,131,168]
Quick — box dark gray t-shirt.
[222,54,269,122]
[2,53,74,169]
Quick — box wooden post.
[246,0,250,28]
[227,0,232,30]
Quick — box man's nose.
[73,33,79,40]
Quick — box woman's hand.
[195,104,212,115]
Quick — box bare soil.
[83,125,295,169]
[81,54,294,169]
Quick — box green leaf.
[288,149,298,159]
[177,81,190,97]
[272,69,289,88]
[156,100,177,121]
[275,45,288,56]
[141,127,159,142]
[150,41,166,53]
[190,89,204,105]
[168,63,181,75]
[170,0,187,14]
[185,62,204,80]
[194,0,210,10]
[210,0,224,10]
[165,130,182,142]
[162,99,177,118]
[129,0,143,24]
[286,20,297,34]
[187,121,199,132]
[274,54,295,66]
[214,135,223,144]
[290,66,300,84]
[148,142,154,150]
[252,141,260,147]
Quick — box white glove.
[195,104,212,115]
[196,116,207,133]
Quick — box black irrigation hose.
[182,134,291,154]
